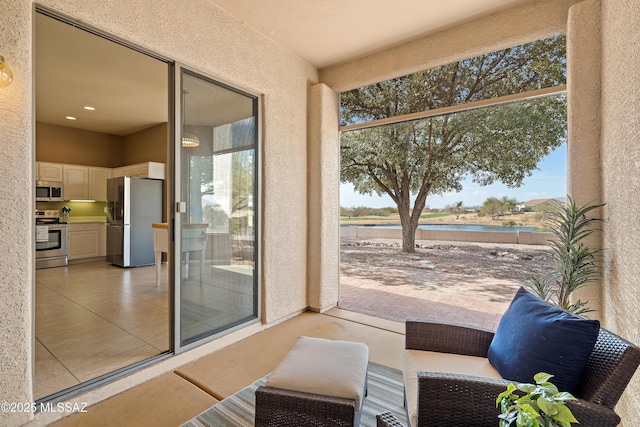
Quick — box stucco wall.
[0,2,34,426]
[566,0,604,319]
[1,0,317,425]
[600,0,640,422]
[307,84,340,312]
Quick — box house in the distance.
[517,197,566,212]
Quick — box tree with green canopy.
[447,201,464,219]
[340,34,567,252]
[480,196,519,219]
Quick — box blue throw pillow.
[488,287,600,392]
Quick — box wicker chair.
[376,320,640,427]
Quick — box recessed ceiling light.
[66,116,76,120]
[84,106,95,111]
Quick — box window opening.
[338,34,567,327]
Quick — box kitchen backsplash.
[36,201,107,217]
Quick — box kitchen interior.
[34,11,171,401]
[34,11,258,401]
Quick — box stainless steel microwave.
[36,181,64,202]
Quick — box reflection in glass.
[180,71,258,346]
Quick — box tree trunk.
[401,220,419,253]
[398,201,419,253]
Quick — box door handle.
[176,202,187,213]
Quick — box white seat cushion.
[402,349,502,427]
[266,336,369,409]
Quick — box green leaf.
[516,410,539,427]
[537,397,557,416]
[518,383,537,394]
[497,383,518,406]
[552,405,579,423]
[539,383,559,396]
[521,403,541,418]
[517,395,534,406]
[534,372,554,384]
[553,392,577,402]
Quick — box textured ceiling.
[211,0,528,68]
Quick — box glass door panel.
[176,68,259,350]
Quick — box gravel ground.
[341,238,555,282]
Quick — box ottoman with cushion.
[255,336,369,427]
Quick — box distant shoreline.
[340,211,546,228]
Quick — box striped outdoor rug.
[182,362,408,427]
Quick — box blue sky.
[340,142,567,209]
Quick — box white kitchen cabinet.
[112,162,165,180]
[63,165,89,200]
[89,167,112,202]
[145,162,165,179]
[99,223,107,257]
[68,223,101,260]
[37,162,63,181]
[111,165,133,178]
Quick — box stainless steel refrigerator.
[106,176,163,267]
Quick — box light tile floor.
[35,262,170,399]
[35,259,257,400]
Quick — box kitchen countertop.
[67,216,107,223]
[152,223,208,229]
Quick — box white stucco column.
[307,83,340,312]
[0,0,35,426]
[599,0,640,421]
[566,0,603,318]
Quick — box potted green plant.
[61,206,72,223]
[525,197,604,315]
[496,372,579,427]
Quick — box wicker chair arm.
[574,328,640,408]
[566,398,621,426]
[376,410,405,427]
[406,320,495,357]
[255,386,357,427]
[416,371,510,426]
[414,372,621,427]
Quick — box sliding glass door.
[175,67,259,351]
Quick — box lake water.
[345,224,545,233]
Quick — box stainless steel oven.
[35,210,68,269]
[36,180,64,202]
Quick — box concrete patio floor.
[340,263,519,331]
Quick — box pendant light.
[0,55,14,88]
[181,88,199,147]
[182,132,200,147]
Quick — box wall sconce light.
[0,56,14,88]
[182,132,200,147]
